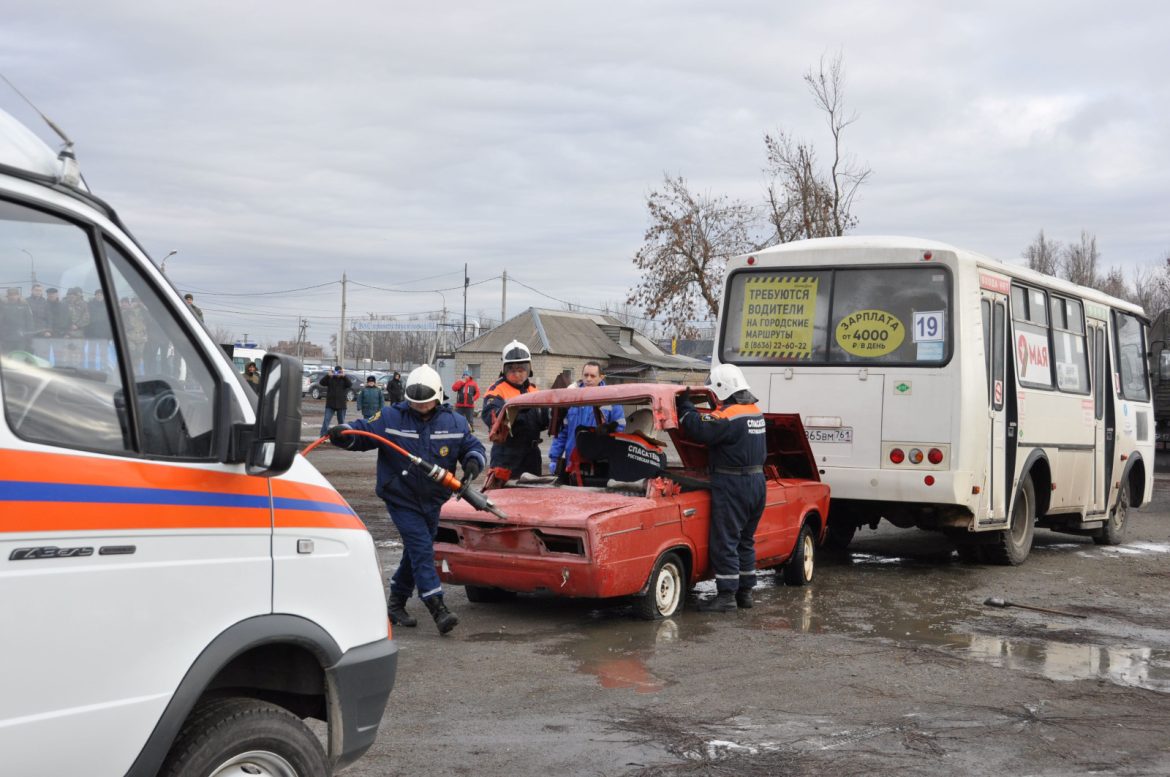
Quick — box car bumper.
[436,545,627,598]
[325,636,397,771]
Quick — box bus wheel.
[986,477,1035,566]
[824,516,857,552]
[1093,478,1130,546]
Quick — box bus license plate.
[806,427,853,443]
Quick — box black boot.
[698,591,736,613]
[423,595,459,634]
[387,593,417,627]
[735,588,753,609]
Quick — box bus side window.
[992,302,1005,411]
[1092,327,1105,419]
[1113,311,1150,401]
[981,299,991,403]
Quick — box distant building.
[453,308,708,387]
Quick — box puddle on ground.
[747,562,1170,693]
[538,616,714,694]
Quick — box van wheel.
[634,552,684,619]
[465,585,516,603]
[986,477,1035,566]
[782,524,816,586]
[160,697,327,777]
[1094,478,1130,546]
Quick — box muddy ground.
[301,401,1170,776]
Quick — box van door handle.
[297,539,315,554]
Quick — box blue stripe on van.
[0,481,354,515]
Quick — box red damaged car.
[434,384,830,619]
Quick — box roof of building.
[457,307,708,371]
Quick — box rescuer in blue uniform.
[676,364,768,612]
[329,364,485,634]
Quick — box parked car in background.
[434,383,830,619]
[306,370,361,401]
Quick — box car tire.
[310,387,321,400]
[782,523,816,586]
[985,476,1035,566]
[159,697,328,777]
[465,585,516,603]
[346,389,355,402]
[634,552,685,620]
[1093,478,1130,546]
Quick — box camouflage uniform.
[63,287,90,338]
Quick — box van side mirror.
[246,353,303,476]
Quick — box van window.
[0,200,130,452]
[103,239,218,458]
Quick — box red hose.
[302,428,413,457]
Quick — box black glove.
[328,424,351,447]
[676,394,695,418]
[462,458,482,482]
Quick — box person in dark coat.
[677,364,768,613]
[385,371,405,404]
[358,375,384,419]
[318,366,351,436]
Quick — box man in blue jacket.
[329,364,485,634]
[548,361,624,476]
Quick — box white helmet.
[707,363,750,401]
[625,409,656,438]
[502,340,532,366]
[404,364,443,403]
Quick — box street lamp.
[21,248,35,283]
[159,249,178,275]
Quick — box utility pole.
[462,262,469,343]
[338,272,347,366]
[296,318,308,361]
[501,269,507,326]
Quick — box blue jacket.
[357,386,384,418]
[548,380,625,470]
[340,402,486,512]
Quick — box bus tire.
[986,477,1035,566]
[1093,478,1130,546]
[824,516,857,552]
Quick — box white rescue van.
[0,108,396,775]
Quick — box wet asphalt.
[301,401,1170,776]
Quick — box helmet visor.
[405,383,439,402]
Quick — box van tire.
[160,697,328,777]
[1093,478,1130,546]
[985,477,1035,566]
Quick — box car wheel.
[634,552,684,620]
[346,389,355,402]
[985,476,1035,566]
[1094,478,1130,546]
[309,387,321,400]
[159,697,328,777]
[782,523,816,586]
[464,585,516,603]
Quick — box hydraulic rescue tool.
[983,596,1087,619]
[303,428,507,519]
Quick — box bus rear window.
[720,266,951,365]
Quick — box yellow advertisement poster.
[739,276,819,358]
[835,309,905,356]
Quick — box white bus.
[714,236,1154,564]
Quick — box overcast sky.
[3,1,1168,352]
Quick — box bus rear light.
[924,475,935,486]
[928,448,944,464]
[889,448,905,464]
[908,448,924,464]
[747,256,756,265]
[923,251,933,261]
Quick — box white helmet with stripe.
[707,363,750,401]
[501,340,531,366]
[405,364,443,403]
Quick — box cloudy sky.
[3,1,1167,352]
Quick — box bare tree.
[210,325,235,345]
[1128,255,1170,316]
[1063,231,1100,288]
[1022,230,1062,276]
[627,174,760,337]
[763,52,871,244]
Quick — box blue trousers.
[708,473,767,593]
[320,406,347,437]
[386,501,444,601]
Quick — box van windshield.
[719,266,952,366]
